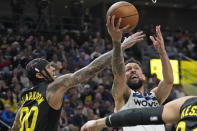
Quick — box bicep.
[152,80,173,105]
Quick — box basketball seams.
[110,5,138,19]
[107,4,134,16]
[121,14,138,19]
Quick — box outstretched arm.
[46,50,113,109]
[150,26,174,105]
[80,96,195,131]
[46,18,143,110]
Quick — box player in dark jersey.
[11,17,145,131]
[81,96,197,131]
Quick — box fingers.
[133,31,144,37]
[150,36,156,43]
[111,15,115,30]
[106,16,110,27]
[156,25,163,40]
[81,125,85,131]
[116,18,121,29]
[120,24,130,32]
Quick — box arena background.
[0,0,197,130]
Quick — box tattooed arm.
[107,16,145,112]
[46,16,145,110]
[112,40,127,112]
[46,50,112,110]
[11,108,21,131]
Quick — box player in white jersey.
[106,16,173,131]
[121,90,165,131]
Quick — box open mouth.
[131,74,138,80]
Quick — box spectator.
[0,104,15,126]
[1,89,17,113]
[80,84,94,103]
[50,54,63,76]
[63,100,74,117]
[71,105,88,129]
[174,85,186,98]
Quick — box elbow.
[165,80,174,86]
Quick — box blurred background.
[0,0,196,130]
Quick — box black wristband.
[107,106,164,128]
[105,115,112,127]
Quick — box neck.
[136,86,144,95]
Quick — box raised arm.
[107,16,145,111]
[150,26,174,105]
[110,16,127,112]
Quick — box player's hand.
[150,25,166,54]
[81,119,106,131]
[122,31,145,50]
[106,15,130,43]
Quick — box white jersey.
[120,89,165,131]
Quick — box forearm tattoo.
[112,41,125,76]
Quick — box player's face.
[45,64,56,80]
[125,63,145,90]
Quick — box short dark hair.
[125,57,143,71]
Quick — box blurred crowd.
[0,16,195,131]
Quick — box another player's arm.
[46,50,113,110]
[81,96,196,131]
[150,26,174,105]
[11,107,21,131]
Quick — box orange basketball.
[106,1,139,32]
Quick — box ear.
[35,73,44,79]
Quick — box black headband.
[26,58,51,85]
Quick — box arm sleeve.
[106,106,164,128]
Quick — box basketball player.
[11,18,145,130]
[108,15,173,131]
[81,96,197,131]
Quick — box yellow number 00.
[19,106,39,131]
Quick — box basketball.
[106,1,139,32]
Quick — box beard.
[127,78,143,90]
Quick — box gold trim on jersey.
[21,91,44,105]
[181,105,197,118]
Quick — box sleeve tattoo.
[111,41,126,98]
[48,50,113,92]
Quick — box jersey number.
[20,106,39,131]
[176,121,186,131]
[176,121,197,131]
